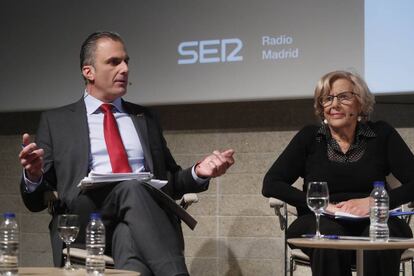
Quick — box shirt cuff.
[191,165,210,185]
[23,169,43,193]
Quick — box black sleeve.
[262,125,317,208]
[381,123,414,208]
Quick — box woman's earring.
[357,116,362,122]
[323,118,328,124]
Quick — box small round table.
[18,267,140,275]
[288,237,414,276]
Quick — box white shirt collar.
[83,91,124,114]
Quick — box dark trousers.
[69,180,188,276]
[287,214,413,276]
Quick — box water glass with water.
[306,181,329,239]
[57,214,79,270]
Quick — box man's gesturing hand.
[19,133,44,182]
[195,149,235,178]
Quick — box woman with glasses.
[262,70,414,276]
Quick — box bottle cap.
[90,212,101,220]
[3,213,16,219]
[373,181,385,187]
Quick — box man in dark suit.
[18,31,234,276]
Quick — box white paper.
[147,179,169,189]
[332,211,368,219]
[77,170,167,190]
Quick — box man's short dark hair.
[80,31,124,81]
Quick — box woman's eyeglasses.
[319,91,359,107]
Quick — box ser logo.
[178,38,243,64]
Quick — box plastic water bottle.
[369,181,389,241]
[86,213,106,276]
[0,213,19,276]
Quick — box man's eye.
[108,59,121,65]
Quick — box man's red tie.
[100,103,132,173]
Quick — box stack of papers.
[77,171,168,190]
[329,211,368,219]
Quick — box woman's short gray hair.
[313,70,375,120]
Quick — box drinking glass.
[57,214,80,270]
[306,182,329,239]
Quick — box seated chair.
[44,191,199,268]
[269,197,414,276]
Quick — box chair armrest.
[179,193,199,210]
[269,197,285,208]
[269,197,287,231]
[43,190,59,215]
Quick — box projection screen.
[0,0,413,111]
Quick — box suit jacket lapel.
[69,99,90,178]
[123,101,154,173]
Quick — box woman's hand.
[325,203,341,214]
[335,197,370,216]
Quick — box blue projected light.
[365,0,414,93]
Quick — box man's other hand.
[195,149,235,178]
[19,133,44,182]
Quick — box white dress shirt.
[84,93,145,173]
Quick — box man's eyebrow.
[106,55,130,64]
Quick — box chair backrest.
[387,174,402,189]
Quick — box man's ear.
[82,65,95,82]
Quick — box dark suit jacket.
[20,98,209,266]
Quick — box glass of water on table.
[57,214,79,270]
[306,182,329,239]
